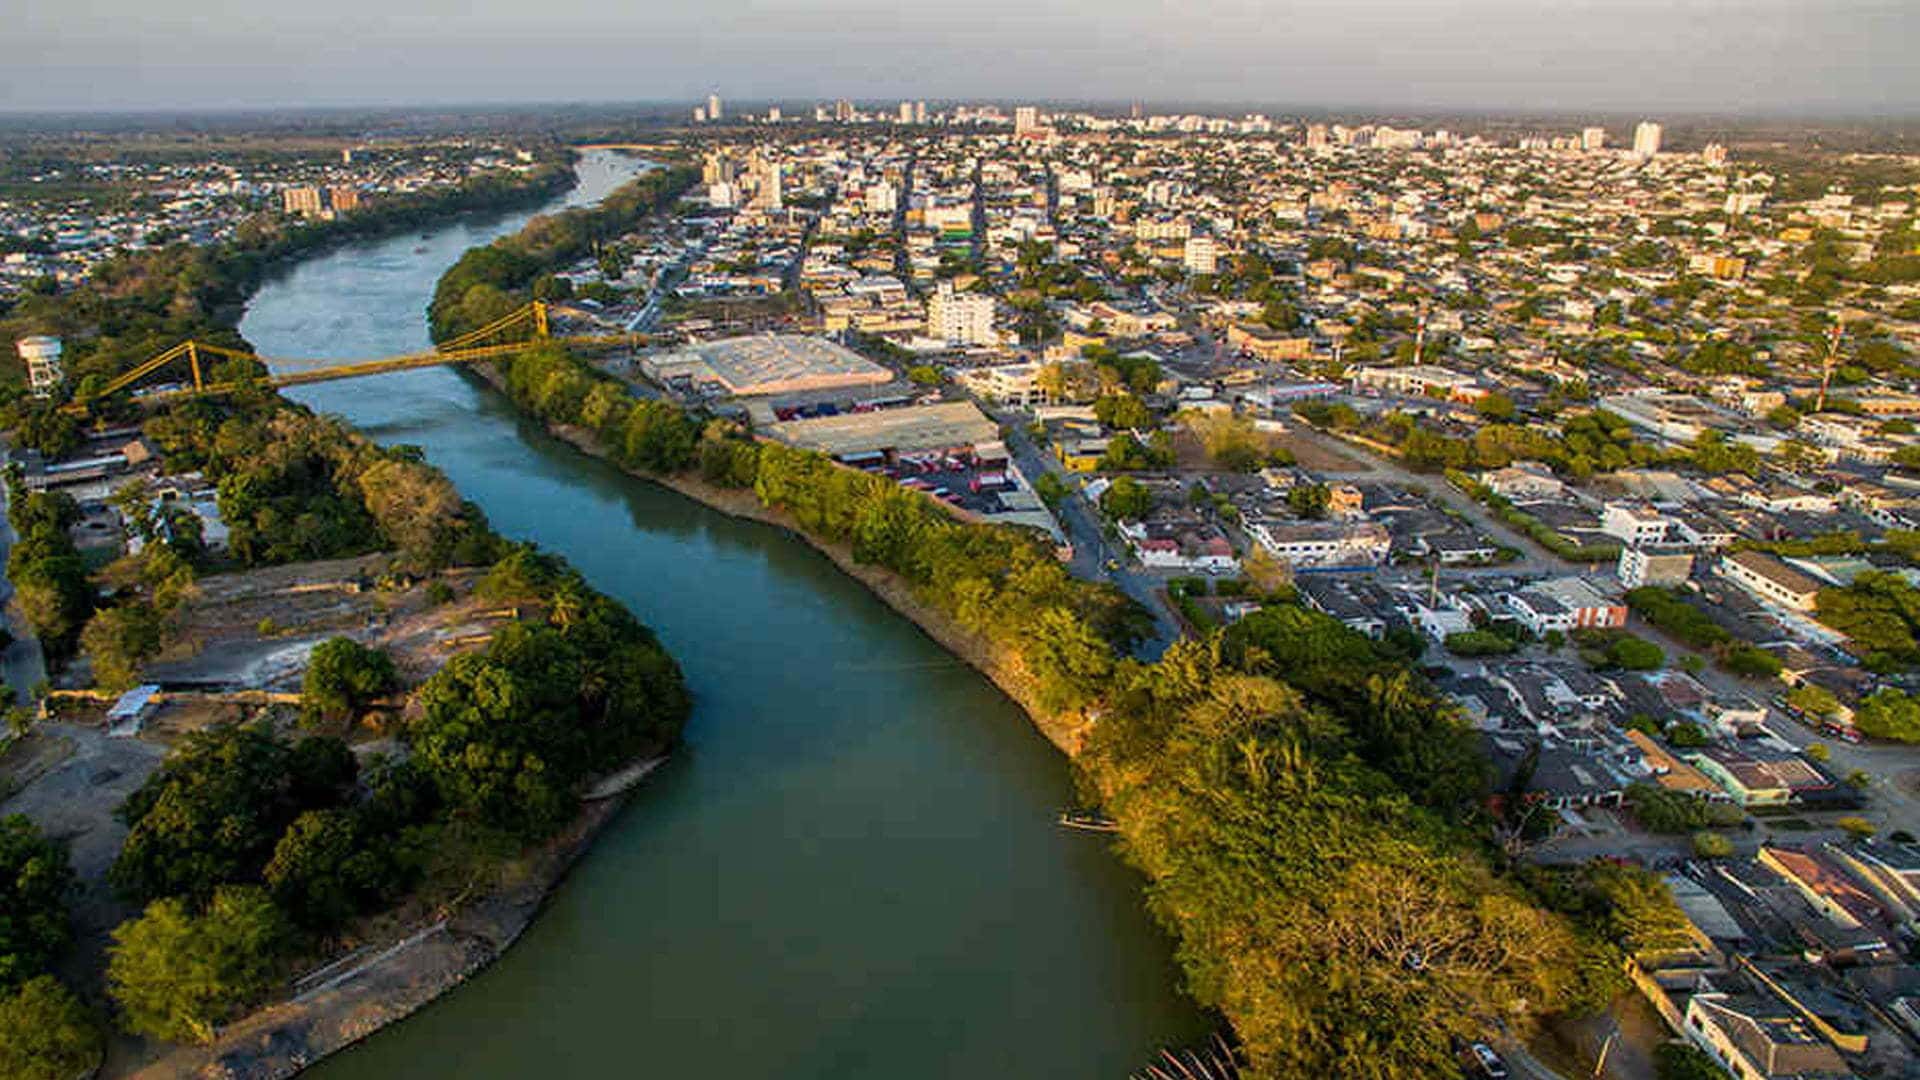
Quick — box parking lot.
[862,452,1017,515]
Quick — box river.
[236,150,1202,1077]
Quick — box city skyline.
[6,0,1917,114]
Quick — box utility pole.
[1816,317,1843,412]
[1590,1025,1618,1079]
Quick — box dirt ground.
[0,722,167,988]
[1272,431,1370,473]
[147,554,527,694]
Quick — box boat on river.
[1058,808,1119,833]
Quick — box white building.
[1182,235,1218,276]
[1504,578,1627,636]
[1618,546,1694,589]
[1600,501,1671,547]
[927,282,996,346]
[1632,120,1663,158]
[706,92,723,122]
[16,336,62,395]
[1581,126,1607,151]
[1246,521,1390,569]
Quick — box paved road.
[986,405,1181,656]
[1284,423,1580,577]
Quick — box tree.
[1691,831,1734,859]
[1786,684,1841,719]
[0,976,102,1080]
[1285,483,1331,520]
[1837,816,1877,841]
[264,809,417,932]
[1474,392,1517,421]
[300,637,398,729]
[1607,635,1665,671]
[1092,394,1154,431]
[1805,743,1831,763]
[110,723,352,904]
[80,603,164,692]
[1100,477,1154,522]
[1666,722,1709,748]
[0,815,74,990]
[107,887,289,1044]
[1654,1041,1729,1080]
[1032,471,1068,509]
[906,364,943,387]
[1854,689,1920,742]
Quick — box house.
[1246,521,1391,569]
[1619,545,1695,588]
[1759,846,1886,931]
[1684,992,1852,1079]
[1504,577,1628,636]
[1719,550,1824,613]
[1624,729,1724,798]
[1479,463,1566,500]
[1601,501,1672,546]
[1686,746,1832,807]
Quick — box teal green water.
[236,152,1202,1078]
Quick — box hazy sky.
[5,0,1916,114]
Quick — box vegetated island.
[423,173,1692,1077]
[0,160,690,1080]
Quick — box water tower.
[16,336,63,395]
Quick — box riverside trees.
[478,340,1611,1076]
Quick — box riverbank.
[543,406,1091,755]
[123,761,659,1079]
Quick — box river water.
[237,150,1201,1077]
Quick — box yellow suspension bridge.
[62,302,644,415]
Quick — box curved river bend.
[237,151,1201,1078]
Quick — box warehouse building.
[766,401,1000,459]
[641,335,893,398]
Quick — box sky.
[4,0,1916,115]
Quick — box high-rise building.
[767,106,782,123]
[1581,126,1607,151]
[1183,235,1218,276]
[693,106,707,124]
[1632,121,1663,158]
[1701,142,1729,166]
[1014,106,1040,135]
[927,282,996,346]
[814,104,830,123]
[16,336,62,395]
[327,185,361,214]
[865,181,897,215]
[1305,123,1330,150]
[899,101,914,123]
[834,99,855,122]
[914,101,927,124]
[707,93,723,122]
[282,185,325,217]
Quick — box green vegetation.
[1814,571,1920,671]
[1654,1041,1729,1080]
[1853,688,1920,742]
[1445,629,1518,656]
[0,816,74,991]
[1625,783,1742,834]
[1099,476,1154,521]
[429,165,699,342]
[1786,684,1841,718]
[1625,587,1781,677]
[1449,471,1621,562]
[449,198,1632,1077]
[108,887,291,1044]
[300,637,398,729]
[0,976,102,1080]
[4,481,94,664]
